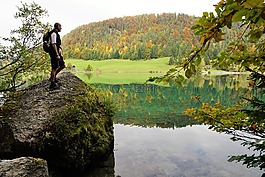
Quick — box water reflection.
[114,124,261,177]
[69,73,263,176]
[70,123,261,177]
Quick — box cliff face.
[0,72,115,170]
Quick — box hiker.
[49,22,65,90]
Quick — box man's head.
[54,23,62,32]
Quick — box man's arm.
[51,32,60,60]
[52,44,60,59]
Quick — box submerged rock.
[0,72,115,170]
[0,157,49,177]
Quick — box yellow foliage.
[214,102,221,106]
[146,95,153,103]
[124,46,128,52]
[123,91,128,97]
[105,46,109,52]
[158,49,163,56]
[106,91,113,98]
[202,103,210,109]
[249,45,256,53]
[74,47,80,53]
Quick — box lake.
[60,73,263,177]
[113,124,259,177]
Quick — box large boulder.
[0,72,115,170]
[0,157,49,177]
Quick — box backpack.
[43,30,53,53]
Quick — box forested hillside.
[62,13,237,65]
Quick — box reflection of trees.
[186,72,265,173]
[91,76,246,128]
[115,114,200,129]
[89,75,264,173]
[190,74,249,90]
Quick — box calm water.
[78,123,262,177]
[114,124,261,177]
[68,74,263,177]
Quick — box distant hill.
[62,13,233,63]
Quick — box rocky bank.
[0,72,115,174]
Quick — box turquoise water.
[61,74,263,177]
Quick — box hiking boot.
[54,78,59,83]
[49,78,59,83]
[49,82,59,90]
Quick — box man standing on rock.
[49,22,65,90]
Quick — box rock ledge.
[0,72,115,170]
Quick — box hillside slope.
[62,13,234,62]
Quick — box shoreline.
[201,70,250,76]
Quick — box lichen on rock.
[0,157,49,177]
[0,72,115,170]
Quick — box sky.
[0,0,218,37]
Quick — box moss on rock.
[41,88,115,169]
[0,72,116,170]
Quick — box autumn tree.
[150,0,265,171]
[0,2,50,99]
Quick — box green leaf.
[243,0,264,8]
[185,69,192,78]
[227,2,239,11]
[232,10,248,22]
[190,64,196,73]
[195,56,201,66]
[166,68,178,74]
[176,75,185,82]
[245,10,255,21]
[222,9,233,16]
[214,31,224,42]
[248,30,263,43]
[203,12,208,17]
[241,61,249,67]
[162,77,170,85]
[202,21,213,29]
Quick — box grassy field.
[64,58,249,84]
[65,58,174,84]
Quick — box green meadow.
[64,58,243,84]
[65,58,174,84]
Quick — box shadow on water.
[48,153,115,177]
[51,73,264,177]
